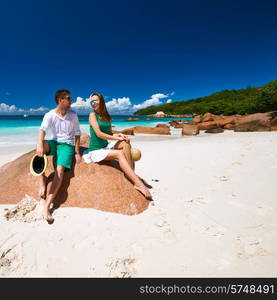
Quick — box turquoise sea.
[0,114,192,146]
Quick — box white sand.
[0,130,277,277]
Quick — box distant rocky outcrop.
[186,111,277,133]
[0,134,149,215]
[145,112,194,118]
[125,117,139,121]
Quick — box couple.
[36,89,152,223]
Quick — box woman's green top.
[89,112,112,151]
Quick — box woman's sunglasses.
[90,100,98,104]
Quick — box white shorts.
[82,140,119,163]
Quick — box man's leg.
[42,143,74,223]
[43,164,65,223]
[39,140,51,199]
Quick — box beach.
[0,130,277,277]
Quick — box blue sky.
[0,0,277,115]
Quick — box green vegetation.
[134,80,277,116]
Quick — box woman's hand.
[122,134,129,142]
[115,133,129,142]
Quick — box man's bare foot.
[134,184,153,200]
[39,183,46,199]
[42,206,54,224]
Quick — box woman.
[82,92,152,200]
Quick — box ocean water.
[0,114,192,146]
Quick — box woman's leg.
[114,140,135,170]
[103,149,152,199]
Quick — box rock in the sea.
[125,117,139,121]
[112,128,134,135]
[169,120,179,127]
[205,127,224,134]
[0,137,149,215]
[181,124,199,136]
[132,126,170,135]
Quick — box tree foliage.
[134,80,277,115]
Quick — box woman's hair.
[90,92,112,122]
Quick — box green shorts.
[45,140,75,171]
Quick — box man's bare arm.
[37,129,46,157]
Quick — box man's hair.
[55,89,71,104]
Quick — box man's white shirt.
[40,109,81,145]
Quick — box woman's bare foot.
[134,184,153,200]
[42,205,54,224]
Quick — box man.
[36,89,82,223]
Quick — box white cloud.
[70,96,91,112]
[71,96,134,115]
[29,106,49,112]
[106,97,132,113]
[0,102,49,115]
[71,93,172,114]
[0,103,21,113]
[170,91,175,96]
[0,91,174,115]
[132,93,168,111]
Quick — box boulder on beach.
[174,124,186,128]
[201,112,215,123]
[205,127,224,134]
[197,121,219,130]
[155,124,169,129]
[188,115,201,125]
[271,115,277,131]
[181,125,199,136]
[0,135,150,216]
[223,123,234,130]
[233,112,276,132]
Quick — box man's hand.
[36,143,44,157]
[75,153,82,164]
